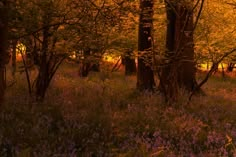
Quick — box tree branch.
[189,48,236,101]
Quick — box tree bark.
[137,0,155,91]
[35,11,51,101]
[227,63,234,72]
[90,49,100,72]
[160,2,197,101]
[79,48,91,77]
[123,49,136,75]
[159,2,177,99]
[175,4,196,91]
[12,40,17,78]
[0,1,9,104]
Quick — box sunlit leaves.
[195,0,236,64]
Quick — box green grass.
[1,62,236,156]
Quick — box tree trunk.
[137,0,155,91]
[227,63,234,72]
[0,1,9,104]
[159,2,177,99]
[160,2,197,101]
[221,63,225,78]
[79,48,91,77]
[12,40,17,78]
[90,49,100,72]
[123,49,136,75]
[174,4,196,91]
[35,12,50,101]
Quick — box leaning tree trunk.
[160,2,197,101]
[0,1,9,104]
[137,0,155,91]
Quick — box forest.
[0,0,236,156]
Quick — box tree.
[11,40,17,78]
[122,49,136,75]
[8,0,20,78]
[13,0,133,99]
[137,0,155,91]
[74,0,136,77]
[195,0,236,72]
[160,1,198,101]
[227,63,235,72]
[14,0,73,100]
[0,0,9,104]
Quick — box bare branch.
[189,48,236,101]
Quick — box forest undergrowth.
[1,63,236,157]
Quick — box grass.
[1,62,236,156]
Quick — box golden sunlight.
[16,43,26,60]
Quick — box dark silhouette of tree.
[13,0,69,100]
[34,1,68,100]
[11,40,17,78]
[122,49,136,75]
[137,0,155,91]
[79,48,92,77]
[227,63,235,72]
[0,0,9,103]
[160,1,197,101]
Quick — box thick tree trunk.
[137,0,155,91]
[0,1,9,103]
[123,50,136,75]
[160,2,197,101]
[159,2,177,99]
[175,4,196,91]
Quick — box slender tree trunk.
[12,40,17,78]
[221,63,225,78]
[227,63,234,72]
[36,13,50,101]
[0,1,9,104]
[137,0,155,91]
[90,49,100,72]
[79,48,91,77]
[32,2,65,101]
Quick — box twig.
[192,0,205,32]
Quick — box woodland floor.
[1,62,236,156]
